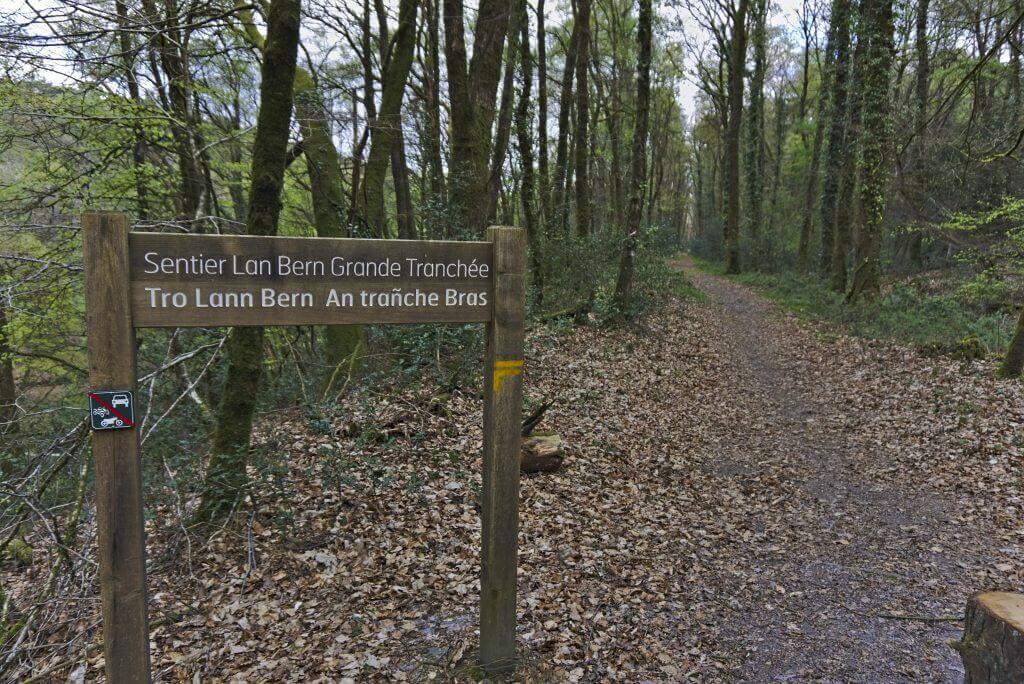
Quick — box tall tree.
[798,0,834,268]
[198,0,301,521]
[358,0,420,236]
[818,0,853,277]
[848,0,895,299]
[536,0,551,225]
[999,306,1024,377]
[574,0,593,236]
[514,0,540,294]
[550,13,581,233]
[724,0,749,273]
[907,0,930,266]
[613,0,652,307]
[443,0,512,233]
[830,13,866,293]
[744,0,768,244]
[236,6,363,387]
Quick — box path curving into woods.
[95,254,1023,681]
[664,255,1021,680]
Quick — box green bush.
[729,271,1014,356]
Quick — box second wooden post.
[479,226,526,675]
[83,211,151,682]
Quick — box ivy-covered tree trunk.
[724,0,749,274]
[744,0,768,244]
[848,0,895,300]
[831,18,867,294]
[819,0,853,277]
[358,0,419,236]
[197,0,301,522]
[613,0,651,308]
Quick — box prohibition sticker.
[88,390,135,430]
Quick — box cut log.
[520,433,564,473]
[954,592,1024,683]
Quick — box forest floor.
[15,256,1024,682]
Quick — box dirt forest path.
[663,255,1019,680]
[127,254,1023,682]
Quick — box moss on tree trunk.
[197,0,301,522]
[998,306,1024,378]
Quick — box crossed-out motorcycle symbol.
[91,406,125,428]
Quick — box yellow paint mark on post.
[492,359,523,392]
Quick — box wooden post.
[480,226,526,675]
[83,211,151,683]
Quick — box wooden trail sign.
[83,212,526,681]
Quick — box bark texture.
[724,0,749,274]
[819,0,853,276]
[998,305,1024,377]
[199,0,301,521]
[848,0,894,300]
[359,0,419,236]
[613,0,652,308]
[954,592,1024,683]
[444,0,511,234]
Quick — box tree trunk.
[513,0,541,301]
[724,0,749,274]
[236,8,365,386]
[744,0,768,246]
[819,0,853,277]
[908,0,930,267]
[391,128,417,238]
[145,0,204,219]
[115,0,149,220]
[486,18,522,223]
[198,0,301,522]
[422,0,446,204]
[0,295,16,437]
[536,0,550,226]
[573,0,592,237]
[831,19,867,294]
[998,306,1024,377]
[765,87,787,251]
[613,0,651,309]
[444,0,512,234]
[550,14,580,234]
[848,0,894,300]
[954,592,1024,682]
[358,0,419,236]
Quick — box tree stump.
[954,592,1024,683]
[520,433,564,473]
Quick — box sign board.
[128,233,494,327]
[82,212,525,681]
[88,390,135,430]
